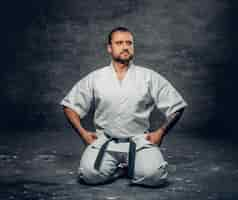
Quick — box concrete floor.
[1,131,238,200]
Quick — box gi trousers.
[78,134,168,186]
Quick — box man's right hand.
[81,131,98,145]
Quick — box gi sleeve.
[150,71,188,118]
[60,73,94,119]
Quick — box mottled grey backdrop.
[2,0,237,138]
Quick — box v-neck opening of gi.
[111,61,134,88]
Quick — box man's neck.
[112,60,129,74]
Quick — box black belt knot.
[94,133,136,178]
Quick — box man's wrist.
[77,126,87,136]
[156,128,166,137]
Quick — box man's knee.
[78,163,112,185]
[132,162,168,186]
[78,156,117,185]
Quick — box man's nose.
[122,42,129,50]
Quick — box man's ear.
[107,44,112,54]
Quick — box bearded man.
[60,27,187,186]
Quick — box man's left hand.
[145,129,165,146]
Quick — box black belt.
[94,134,136,178]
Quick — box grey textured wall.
[2,0,237,137]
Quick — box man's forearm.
[63,106,87,136]
[158,108,185,135]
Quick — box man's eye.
[126,41,132,45]
[116,41,123,45]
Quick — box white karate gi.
[60,62,187,186]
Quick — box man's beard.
[113,52,134,64]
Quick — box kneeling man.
[60,27,187,186]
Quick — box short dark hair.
[108,27,133,44]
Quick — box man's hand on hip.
[81,131,98,145]
[145,129,165,146]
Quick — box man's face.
[107,31,134,64]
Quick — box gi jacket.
[60,62,187,152]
